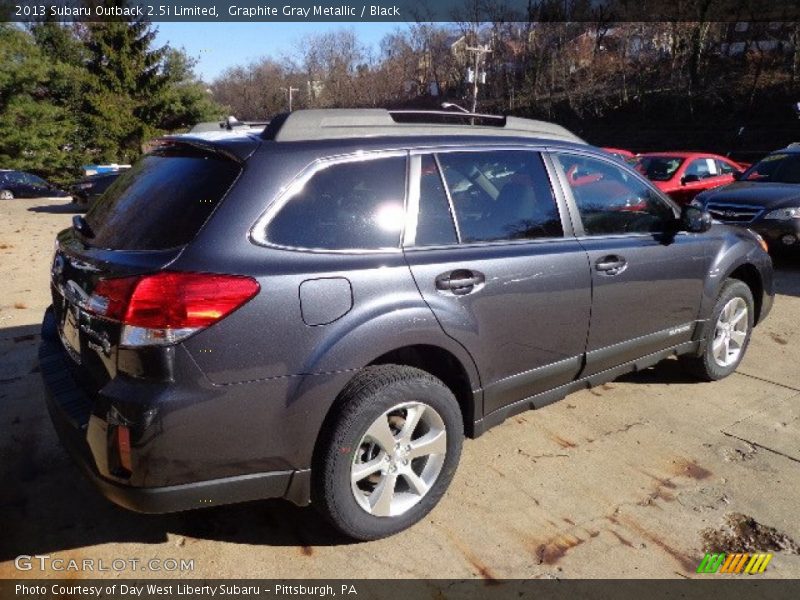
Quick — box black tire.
[681,279,754,381]
[312,365,463,541]
[0,189,14,200]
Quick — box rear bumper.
[39,308,311,513]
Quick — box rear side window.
[265,156,407,250]
[436,150,563,243]
[86,146,240,250]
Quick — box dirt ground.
[1,197,799,579]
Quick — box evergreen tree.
[0,24,82,183]
[154,48,221,131]
[83,19,168,161]
[82,19,220,162]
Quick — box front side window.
[265,156,407,250]
[435,150,562,243]
[717,160,738,175]
[26,173,47,186]
[555,153,676,236]
[685,158,719,179]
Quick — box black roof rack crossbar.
[388,109,506,122]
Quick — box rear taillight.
[88,272,260,347]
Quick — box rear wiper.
[72,215,95,239]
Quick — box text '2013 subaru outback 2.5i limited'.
[41,109,773,540]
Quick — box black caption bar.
[4,580,800,600]
[3,0,800,22]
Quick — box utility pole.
[282,86,299,112]
[465,44,491,114]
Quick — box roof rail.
[261,109,585,144]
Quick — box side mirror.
[680,205,712,233]
[681,174,700,185]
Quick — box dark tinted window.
[26,173,47,186]
[556,153,676,235]
[86,147,240,250]
[414,155,458,246]
[436,151,562,243]
[634,156,683,181]
[266,156,406,250]
[1,171,25,184]
[743,153,800,183]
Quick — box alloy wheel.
[712,297,749,367]
[351,401,447,518]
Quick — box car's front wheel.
[0,190,14,200]
[682,279,754,380]
[312,365,463,540]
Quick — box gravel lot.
[1,197,799,579]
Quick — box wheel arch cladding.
[368,345,477,437]
[728,263,763,324]
[702,233,768,327]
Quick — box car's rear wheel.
[312,365,463,540]
[0,190,14,200]
[681,279,754,381]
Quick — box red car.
[634,152,745,205]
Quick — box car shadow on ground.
[26,202,84,214]
[616,357,700,385]
[772,254,800,297]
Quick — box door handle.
[435,269,485,295]
[595,255,627,276]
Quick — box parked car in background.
[0,170,68,200]
[634,152,745,205]
[692,144,800,253]
[602,147,635,162]
[41,109,773,542]
[70,171,122,208]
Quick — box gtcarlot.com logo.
[15,554,195,573]
[696,552,773,574]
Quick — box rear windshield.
[85,146,241,250]
[634,156,684,181]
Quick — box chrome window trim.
[402,155,421,247]
[432,153,463,244]
[407,143,548,156]
[249,149,409,254]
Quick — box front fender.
[695,225,774,339]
